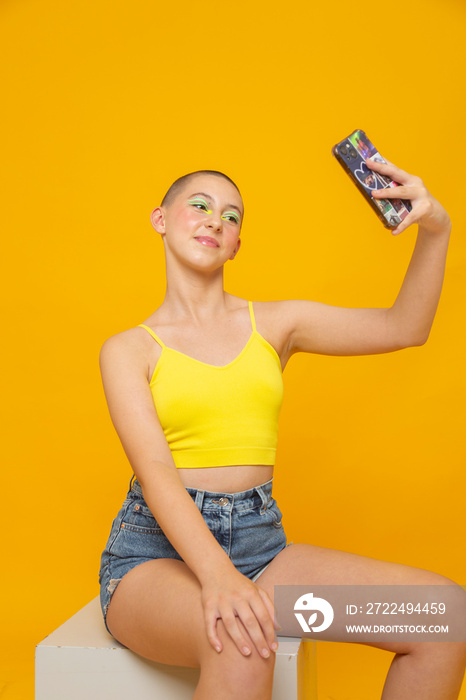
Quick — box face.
[151,175,244,270]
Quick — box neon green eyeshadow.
[188,197,212,213]
[221,211,240,223]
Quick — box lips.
[194,236,220,248]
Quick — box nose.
[206,213,223,232]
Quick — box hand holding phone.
[332,129,412,230]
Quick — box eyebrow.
[188,192,243,216]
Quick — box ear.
[150,206,165,234]
[229,237,241,260]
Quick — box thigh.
[105,557,277,674]
[106,558,210,667]
[254,542,456,653]
[256,542,453,589]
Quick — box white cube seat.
[35,596,316,699]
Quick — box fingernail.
[215,644,221,653]
[242,646,251,655]
[271,642,278,651]
[262,648,270,658]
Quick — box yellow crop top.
[138,301,284,468]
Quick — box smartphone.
[332,129,412,229]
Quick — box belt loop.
[128,473,135,492]
[194,488,205,511]
[255,484,269,515]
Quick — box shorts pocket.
[104,499,132,554]
[266,498,284,529]
[121,500,162,534]
[109,498,181,561]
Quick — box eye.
[221,211,240,224]
[188,199,208,211]
[188,198,212,213]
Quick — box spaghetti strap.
[138,324,166,349]
[248,300,257,332]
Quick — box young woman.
[98,160,466,700]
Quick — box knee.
[199,648,275,699]
[216,647,275,694]
[199,622,276,697]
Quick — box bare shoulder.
[251,299,300,326]
[100,326,145,361]
[99,325,160,380]
[252,299,321,330]
[98,326,176,475]
[250,299,302,366]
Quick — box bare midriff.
[177,464,274,493]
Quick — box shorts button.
[212,497,229,506]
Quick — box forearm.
[138,463,234,584]
[389,222,451,346]
[368,158,452,348]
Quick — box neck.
[162,262,230,323]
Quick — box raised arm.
[99,331,278,658]
[275,159,451,359]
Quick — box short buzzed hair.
[161,170,243,209]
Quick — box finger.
[220,610,258,656]
[258,587,281,631]
[204,610,223,653]
[250,594,279,652]
[232,602,274,657]
[256,588,281,644]
[390,209,417,236]
[227,594,278,658]
[365,157,416,185]
[372,185,415,200]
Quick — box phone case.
[332,129,412,229]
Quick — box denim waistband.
[128,473,274,513]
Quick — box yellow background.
[1,0,465,697]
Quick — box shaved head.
[161,170,242,209]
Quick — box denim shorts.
[98,474,290,636]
